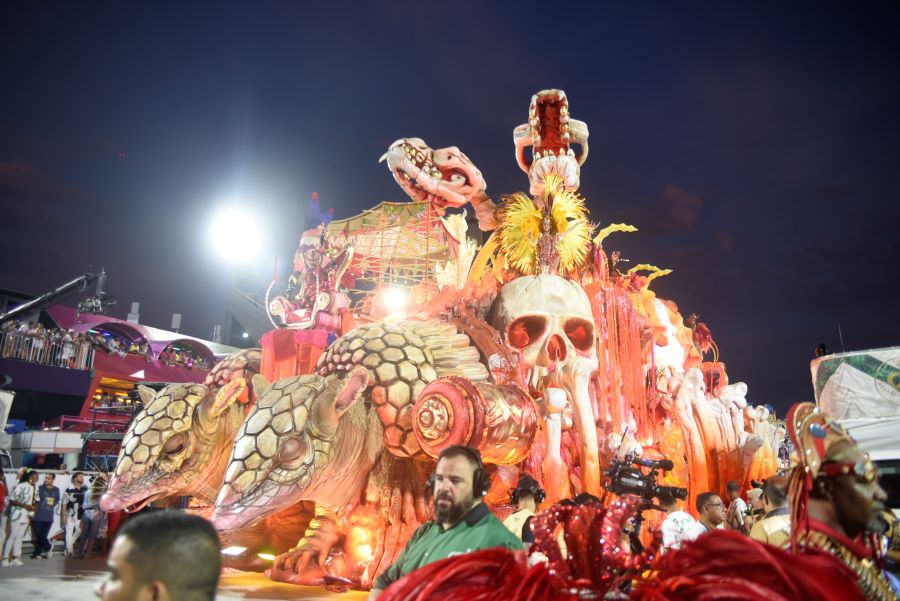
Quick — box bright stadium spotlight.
[208,205,261,264]
[382,286,408,311]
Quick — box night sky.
[2,3,898,415]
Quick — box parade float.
[101,90,784,591]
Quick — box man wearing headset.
[368,445,524,600]
[502,474,544,545]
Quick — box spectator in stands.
[140,343,153,363]
[61,329,75,367]
[0,321,96,369]
[1,321,15,356]
[107,337,126,358]
[95,512,221,601]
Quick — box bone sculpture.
[540,386,569,504]
[664,369,710,509]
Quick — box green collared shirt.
[374,503,524,591]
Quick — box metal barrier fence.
[0,330,95,370]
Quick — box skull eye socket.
[278,437,308,464]
[564,318,595,352]
[507,316,548,349]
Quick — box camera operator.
[659,488,697,552]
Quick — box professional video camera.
[604,453,687,506]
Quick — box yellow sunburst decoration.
[496,175,590,275]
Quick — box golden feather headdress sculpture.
[496,175,591,276]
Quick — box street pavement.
[0,551,368,600]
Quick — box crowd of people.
[658,476,792,552]
[0,320,95,370]
[0,319,211,371]
[158,347,209,370]
[0,468,110,566]
[0,465,222,601]
[0,401,897,600]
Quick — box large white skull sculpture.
[488,274,601,494]
[487,275,596,381]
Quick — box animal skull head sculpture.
[381,137,496,230]
[487,274,596,386]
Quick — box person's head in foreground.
[787,402,888,540]
[432,445,488,527]
[95,512,221,601]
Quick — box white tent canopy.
[839,417,900,462]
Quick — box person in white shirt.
[1,469,38,567]
[724,480,749,533]
[62,472,89,556]
[659,489,697,552]
[682,492,726,542]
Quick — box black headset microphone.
[510,479,546,505]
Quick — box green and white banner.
[811,347,900,419]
